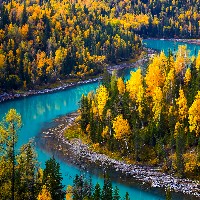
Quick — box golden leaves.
[5,109,22,129]
[183,152,200,174]
[102,126,109,138]
[0,53,5,69]
[112,114,130,140]
[145,55,165,96]
[184,68,191,85]
[117,77,125,95]
[55,48,67,67]
[196,51,200,71]
[174,45,190,75]
[37,185,52,200]
[188,91,200,136]
[152,87,163,122]
[176,89,188,122]
[126,68,143,101]
[96,85,109,118]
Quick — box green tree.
[16,141,40,199]
[1,109,22,200]
[42,157,65,200]
[93,183,101,200]
[124,192,130,200]
[113,186,120,200]
[72,174,92,200]
[101,177,112,200]
[175,126,185,177]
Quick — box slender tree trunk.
[12,124,15,200]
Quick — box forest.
[0,0,142,91]
[0,109,131,199]
[78,47,200,180]
[0,0,200,199]
[1,0,200,91]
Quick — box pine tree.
[176,126,185,177]
[42,157,65,200]
[124,192,130,200]
[113,186,120,200]
[93,183,101,200]
[101,177,113,200]
[16,141,39,200]
[72,175,92,200]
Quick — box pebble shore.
[39,113,200,199]
[0,55,149,103]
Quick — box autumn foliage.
[78,47,200,179]
[0,0,142,91]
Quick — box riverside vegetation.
[1,0,200,92]
[0,109,131,200]
[1,0,200,199]
[76,46,200,180]
[39,45,200,199]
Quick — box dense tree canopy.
[78,46,200,179]
[0,0,142,92]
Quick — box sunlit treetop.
[112,114,130,140]
[188,91,200,136]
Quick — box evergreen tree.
[72,174,92,200]
[176,127,185,177]
[101,177,113,200]
[93,183,101,200]
[42,157,65,200]
[16,141,39,200]
[124,192,130,200]
[113,186,120,200]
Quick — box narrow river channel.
[0,39,199,200]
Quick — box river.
[0,39,199,200]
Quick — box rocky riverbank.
[0,52,150,103]
[147,38,200,46]
[0,77,101,103]
[171,38,200,46]
[38,113,200,199]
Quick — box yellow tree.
[36,51,47,78]
[136,85,144,118]
[117,77,125,95]
[184,68,191,85]
[174,45,190,75]
[126,68,143,101]
[196,51,200,71]
[54,47,67,75]
[145,55,165,97]
[152,87,163,122]
[0,109,22,200]
[112,114,130,140]
[176,88,188,122]
[37,185,52,200]
[66,185,73,200]
[101,126,109,138]
[126,69,144,118]
[96,85,109,119]
[163,68,175,100]
[0,53,5,68]
[188,91,200,136]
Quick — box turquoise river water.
[0,39,199,200]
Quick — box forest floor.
[38,112,200,199]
